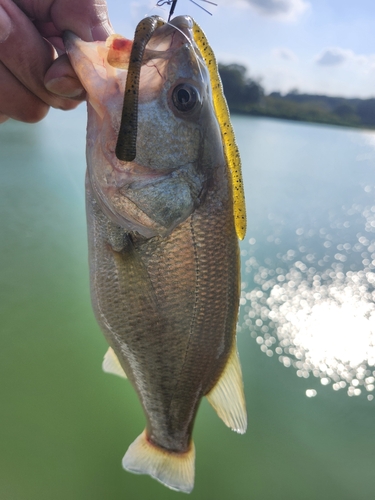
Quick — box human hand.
[0,0,112,123]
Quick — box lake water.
[1,109,375,499]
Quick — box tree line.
[218,63,375,129]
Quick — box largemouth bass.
[64,15,246,493]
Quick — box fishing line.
[156,0,217,20]
[163,18,205,83]
[188,0,217,16]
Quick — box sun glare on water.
[240,186,375,400]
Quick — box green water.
[1,109,375,499]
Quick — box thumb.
[44,53,85,99]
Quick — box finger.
[15,0,113,42]
[0,0,80,111]
[0,60,49,122]
[51,0,113,41]
[44,53,86,99]
[34,21,65,53]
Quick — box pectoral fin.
[206,344,247,434]
[102,347,127,379]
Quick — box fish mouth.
[148,16,195,54]
[168,15,194,40]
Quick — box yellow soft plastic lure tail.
[192,21,247,240]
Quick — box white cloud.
[315,47,375,71]
[272,47,298,61]
[315,47,353,66]
[239,0,310,21]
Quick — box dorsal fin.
[206,344,247,434]
[102,347,127,379]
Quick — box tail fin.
[122,430,195,493]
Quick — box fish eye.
[172,84,199,112]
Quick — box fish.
[64,15,246,493]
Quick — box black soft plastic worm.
[115,16,165,162]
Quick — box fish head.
[64,16,224,237]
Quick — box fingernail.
[0,6,12,43]
[45,76,85,98]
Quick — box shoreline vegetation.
[218,63,375,130]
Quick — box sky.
[106,0,375,98]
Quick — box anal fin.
[206,344,247,434]
[102,347,127,379]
